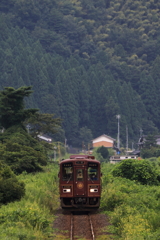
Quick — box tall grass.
[101,162,160,239]
[0,164,59,240]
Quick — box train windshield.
[76,169,84,181]
[62,163,73,181]
[88,163,98,180]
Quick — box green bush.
[101,162,160,239]
[97,146,109,159]
[140,147,160,159]
[0,178,25,204]
[0,163,25,204]
[2,142,46,174]
[112,159,159,185]
[93,146,110,162]
[0,164,59,240]
[0,125,48,174]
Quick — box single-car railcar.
[59,155,101,210]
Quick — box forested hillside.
[1,0,160,147]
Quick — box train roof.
[70,155,95,159]
[60,155,100,164]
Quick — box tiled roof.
[92,134,116,142]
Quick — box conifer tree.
[139,72,159,124]
[0,86,38,129]
[56,69,79,145]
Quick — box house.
[155,135,160,145]
[110,155,138,164]
[92,134,115,148]
[37,135,52,143]
[137,135,160,149]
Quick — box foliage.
[0,86,64,174]
[112,159,159,185]
[0,162,25,204]
[0,124,48,174]
[97,146,109,159]
[93,147,110,162]
[140,147,160,159]
[0,164,59,239]
[78,126,93,148]
[143,135,158,149]
[101,161,160,239]
[26,112,62,138]
[0,86,38,129]
[92,150,104,163]
[1,0,160,146]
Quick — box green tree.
[139,72,159,123]
[140,147,157,159]
[2,139,46,174]
[105,96,119,135]
[97,146,109,160]
[87,68,101,136]
[79,126,93,148]
[0,124,48,173]
[56,69,80,145]
[143,135,158,149]
[112,159,159,185]
[79,77,90,127]
[0,86,38,129]
[26,112,62,138]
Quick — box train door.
[74,167,86,196]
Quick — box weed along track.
[70,212,95,240]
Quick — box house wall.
[93,141,113,148]
[156,138,160,145]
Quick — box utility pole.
[58,142,61,163]
[82,141,84,152]
[126,125,128,155]
[140,128,143,137]
[116,114,120,150]
[65,138,67,153]
[54,147,57,161]
[132,142,134,151]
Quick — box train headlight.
[63,189,71,193]
[90,188,98,193]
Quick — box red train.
[59,154,102,210]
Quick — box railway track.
[70,212,95,240]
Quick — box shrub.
[1,139,47,174]
[0,125,48,174]
[0,163,25,204]
[101,188,126,211]
[0,178,25,204]
[112,206,151,239]
[97,146,109,159]
[0,165,59,239]
[112,159,159,185]
[140,147,160,159]
[93,146,110,162]
[101,162,160,239]
[140,147,157,158]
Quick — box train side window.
[88,167,98,180]
[76,169,84,181]
[62,165,73,181]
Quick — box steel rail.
[70,213,95,240]
[70,213,73,240]
[88,213,95,240]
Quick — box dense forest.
[1,0,160,147]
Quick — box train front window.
[88,163,98,180]
[76,169,84,181]
[62,163,73,181]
